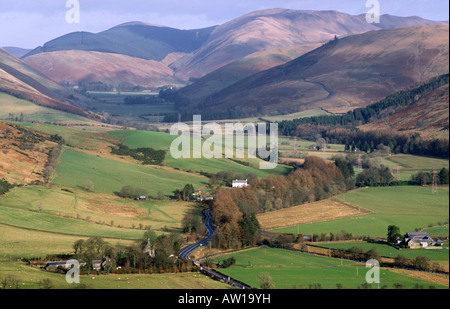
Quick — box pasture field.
[85,91,177,123]
[0,223,136,259]
[257,198,370,231]
[53,147,209,197]
[381,154,449,171]
[380,154,449,180]
[271,186,449,237]
[315,241,449,265]
[210,108,334,124]
[0,260,232,289]
[108,129,293,177]
[214,247,447,289]
[0,93,95,124]
[18,122,117,150]
[0,203,145,240]
[0,185,198,234]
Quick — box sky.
[1,0,449,48]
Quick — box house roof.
[406,232,434,243]
[232,179,247,184]
[407,232,429,238]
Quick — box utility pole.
[432,169,438,195]
[358,154,362,172]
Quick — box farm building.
[44,258,109,271]
[44,260,86,271]
[403,232,436,248]
[232,179,248,188]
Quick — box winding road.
[179,210,252,289]
[179,210,216,260]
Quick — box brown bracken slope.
[187,25,449,117]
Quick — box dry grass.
[257,198,371,231]
[0,121,56,184]
[389,268,449,287]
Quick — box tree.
[84,179,94,192]
[239,213,261,246]
[118,185,148,199]
[211,189,243,249]
[387,225,402,244]
[38,278,54,289]
[157,190,165,200]
[258,272,275,289]
[73,239,85,257]
[0,274,21,289]
[366,248,381,260]
[438,168,449,184]
[182,184,195,201]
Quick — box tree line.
[69,231,191,274]
[110,144,166,165]
[209,156,354,249]
[276,74,449,159]
[278,73,449,129]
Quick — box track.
[179,210,252,289]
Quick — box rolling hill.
[170,9,447,80]
[178,24,449,119]
[0,48,89,116]
[0,48,107,124]
[20,9,446,90]
[177,43,322,101]
[24,22,216,62]
[2,47,32,59]
[23,50,186,89]
[360,79,449,139]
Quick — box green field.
[273,186,449,237]
[53,147,209,197]
[0,260,232,289]
[380,154,449,180]
[0,93,93,124]
[0,223,137,259]
[108,129,292,177]
[315,241,449,263]
[85,91,177,123]
[0,184,199,235]
[214,247,447,289]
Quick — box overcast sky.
[1,0,448,48]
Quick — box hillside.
[21,9,445,89]
[171,9,446,80]
[24,22,216,62]
[0,121,59,184]
[0,48,92,118]
[23,50,186,89]
[360,81,449,139]
[2,47,32,59]
[178,25,449,119]
[177,43,322,101]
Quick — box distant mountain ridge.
[175,24,448,120]
[0,47,90,117]
[171,9,447,79]
[21,9,447,88]
[3,9,448,123]
[24,23,216,61]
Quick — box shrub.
[118,185,148,199]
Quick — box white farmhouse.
[232,179,248,188]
